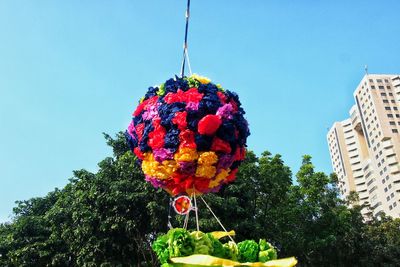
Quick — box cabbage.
[223,241,239,261]
[258,239,277,262]
[237,240,259,263]
[191,231,213,255]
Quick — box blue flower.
[164,126,180,150]
[216,121,236,143]
[199,94,221,114]
[164,76,189,94]
[144,86,159,100]
[125,130,137,150]
[198,83,218,94]
[195,134,213,151]
[158,102,186,128]
[233,114,250,146]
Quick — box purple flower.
[153,148,174,162]
[217,154,234,170]
[145,175,165,188]
[142,102,160,121]
[186,102,199,111]
[216,103,234,120]
[179,161,197,175]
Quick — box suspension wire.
[180,0,191,78]
[167,197,173,229]
[183,193,193,229]
[199,196,236,244]
[193,190,200,232]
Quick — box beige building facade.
[328,74,400,218]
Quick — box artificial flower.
[198,115,222,135]
[198,151,218,166]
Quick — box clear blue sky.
[0,0,399,222]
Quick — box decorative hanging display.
[124,0,297,265]
[125,74,250,196]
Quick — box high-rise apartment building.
[327,74,400,218]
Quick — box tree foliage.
[1,132,399,266]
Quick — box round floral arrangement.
[125,74,250,196]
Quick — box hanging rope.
[180,0,191,78]
[193,191,200,232]
[199,196,236,244]
[167,197,173,229]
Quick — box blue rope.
[180,0,191,78]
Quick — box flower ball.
[125,74,250,196]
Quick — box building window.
[390,121,396,125]
[379,86,385,89]
[389,184,392,189]
[385,79,389,83]
[385,107,391,110]
[388,114,394,118]
[394,202,397,207]
[391,192,394,198]
[369,79,374,82]
[389,205,393,210]
[377,79,382,83]
[383,100,389,103]
[394,107,398,110]
[387,196,390,201]
[381,93,386,96]
[384,187,388,192]
[392,129,398,133]
[382,179,386,184]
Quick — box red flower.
[148,117,166,149]
[172,111,187,130]
[198,115,222,135]
[234,146,246,161]
[164,90,185,104]
[211,137,232,153]
[185,88,203,103]
[225,169,238,183]
[134,147,144,160]
[217,91,227,104]
[135,123,145,141]
[133,96,158,116]
[229,99,238,112]
[195,178,210,192]
[179,129,196,149]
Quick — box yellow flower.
[141,153,177,179]
[195,165,216,179]
[209,169,230,188]
[198,151,218,166]
[174,148,198,162]
[191,74,211,84]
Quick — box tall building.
[327,74,400,218]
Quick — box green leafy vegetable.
[191,231,213,255]
[152,234,170,264]
[207,233,228,258]
[237,240,259,263]
[167,228,195,258]
[152,229,280,265]
[258,239,277,262]
[223,241,239,261]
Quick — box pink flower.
[216,103,234,120]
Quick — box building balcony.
[386,148,396,157]
[383,139,394,149]
[387,156,398,165]
[390,164,400,174]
